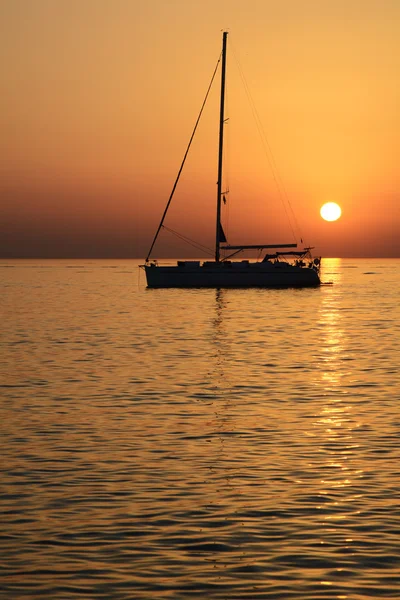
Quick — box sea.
[1,258,399,600]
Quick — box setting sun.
[320,202,342,222]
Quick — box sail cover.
[219,224,227,243]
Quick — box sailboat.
[142,32,321,288]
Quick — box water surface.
[1,258,400,598]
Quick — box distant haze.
[1,0,399,258]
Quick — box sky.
[1,0,399,258]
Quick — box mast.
[215,31,228,263]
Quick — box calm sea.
[1,258,399,599]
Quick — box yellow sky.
[1,0,399,257]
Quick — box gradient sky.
[1,0,399,258]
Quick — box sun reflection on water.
[308,260,366,587]
[318,258,346,389]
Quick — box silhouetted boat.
[142,32,321,288]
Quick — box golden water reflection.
[317,258,346,389]
[2,260,399,598]
[311,259,364,586]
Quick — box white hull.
[144,261,320,288]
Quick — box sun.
[320,202,342,222]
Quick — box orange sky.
[1,0,399,258]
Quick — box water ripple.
[1,258,400,598]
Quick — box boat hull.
[144,262,320,288]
